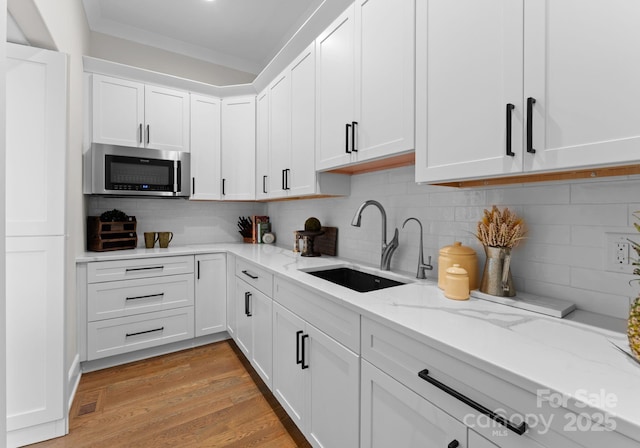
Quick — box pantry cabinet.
[195,254,227,336]
[92,74,190,152]
[190,94,222,200]
[415,0,640,183]
[316,0,415,171]
[221,95,256,200]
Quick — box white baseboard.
[81,332,230,372]
[67,353,82,416]
[7,418,66,448]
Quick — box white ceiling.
[82,0,324,75]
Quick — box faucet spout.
[402,217,433,279]
[351,200,397,270]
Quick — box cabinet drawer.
[235,258,273,297]
[88,255,194,283]
[362,318,633,448]
[88,274,194,322]
[274,277,360,353]
[87,307,194,360]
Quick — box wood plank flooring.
[28,340,311,448]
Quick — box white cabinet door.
[251,288,273,389]
[235,278,254,357]
[316,4,356,170]
[6,45,66,237]
[415,0,524,183]
[144,85,190,152]
[255,89,270,200]
[221,96,256,200]
[190,94,222,200]
[305,322,359,448]
[361,360,467,448]
[226,254,237,339]
[6,236,64,432]
[469,431,499,448]
[195,254,227,337]
[354,0,415,161]
[523,0,640,172]
[268,71,291,199]
[289,44,317,196]
[92,74,145,148]
[272,302,306,431]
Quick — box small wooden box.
[87,216,138,252]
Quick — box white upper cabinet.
[255,89,270,200]
[221,95,256,201]
[268,71,292,199]
[316,0,415,171]
[190,94,222,200]
[415,0,524,183]
[523,0,640,172]
[6,45,67,237]
[416,0,640,184]
[92,74,190,152]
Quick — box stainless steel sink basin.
[304,266,407,293]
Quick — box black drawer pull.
[506,103,515,157]
[296,330,304,365]
[125,293,164,301]
[126,327,164,338]
[301,334,309,370]
[418,369,526,435]
[242,270,258,280]
[125,266,164,273]
[448,441,459,448]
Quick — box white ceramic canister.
[438,241,478,290]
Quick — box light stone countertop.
[77,243,640,442]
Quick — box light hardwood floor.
[29,340,310,447]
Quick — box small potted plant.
[628,211,640,360]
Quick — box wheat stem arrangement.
[476,205,526,248]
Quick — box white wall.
[89,32,256,86]
[0,1,7,442]
[87,197,267,248]
[268,166,639,320]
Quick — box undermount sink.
[304,266,408,293]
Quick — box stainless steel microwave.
[84,143,190,197]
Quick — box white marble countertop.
[77,243,640,441]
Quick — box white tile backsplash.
[267,166,639,319]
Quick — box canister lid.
[446,264,468,275]
[439,241,476,256]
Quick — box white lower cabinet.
[195,253,227,336]
[272,301,360,448]
[361,359,466,448]
[235,277,273,388]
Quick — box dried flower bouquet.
[476,205,526,248]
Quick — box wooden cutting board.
[314,227,338,256]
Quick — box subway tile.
[571,178,640,204]
[570,267,635,297]
[485,184,570,205]
[524,204,628,226]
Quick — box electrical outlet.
[606,232,637,273]
[616,242,630,264]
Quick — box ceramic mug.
[144,232,158,249]
[158,231,173,248]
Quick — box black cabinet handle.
[139,123,143,144]
[222,178,226,196]
[527,97,536,154]
[125,266,164,272]
[197,260,200,280]
[242,270,258,280]
[146,124,150,144]
[284,169,291,190]
[125,293,164,301]
[351,121,358,152]
[192,177,195,195]
[244,291,252,317]
[296,330,304,365]
[506,103,515,157]
[263,175,268,194]
[126,327,164,338]
[281,169,286,190]
[345,123,352,153]
[448,441,459,448]
[418,369,526,435]
[301,334,309,369]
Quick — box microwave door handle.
[174,160,180,194]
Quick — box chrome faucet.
[402,217,433,279]
[351,200,399,271]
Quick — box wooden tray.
[87,216,138,252]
